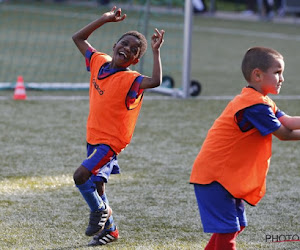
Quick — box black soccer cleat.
[85,203,112,236]
[88,228,119,246]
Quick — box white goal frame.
[182,0,193,98]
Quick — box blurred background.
[0,0,299,95]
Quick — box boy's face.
[112,35,141,68]
[259,58,285,95]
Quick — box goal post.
[0,1,199,98]
[134,0,195,98]
[182,0,193,98]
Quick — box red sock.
[214,232,238,250]
[204,233,217,250]
[205,227,246,250]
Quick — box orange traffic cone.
[13,76,27,100]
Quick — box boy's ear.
[113,43,116,50]
[132,58,140,65]
[252,68,262,82]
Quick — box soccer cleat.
[85,203,112,236]
[88,228,119,246]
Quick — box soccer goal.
[0,0,200,98]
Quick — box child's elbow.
[148,79,161,89]
[72,34,77,43]
[72,32,82,44]
[153,80,162,88]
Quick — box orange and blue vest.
[190,87,279,205]
[86,51,143,154]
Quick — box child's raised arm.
[72,6,126,56]
[140,28,165,89]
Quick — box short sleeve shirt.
[235,104,285,136]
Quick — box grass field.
[1,97,300,249]
[1,1,300,250]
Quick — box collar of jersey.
[98,62,129,80]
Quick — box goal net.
[0,0,185,91]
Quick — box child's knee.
[73,165,90,185]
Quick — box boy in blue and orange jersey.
[190,47,300,250]
[72,6,164,246]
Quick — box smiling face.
[111,35,141,68]
[259,58,285,96]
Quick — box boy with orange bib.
[190,47,300,249]
[72,6,164,246]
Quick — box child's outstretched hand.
[151,29,165,51]
[103,6,126,23]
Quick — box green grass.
[1,1,300,249]
[0,98,299,249]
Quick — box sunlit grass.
[0,98,299,249]
[0,175,73,194]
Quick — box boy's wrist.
[99,15,110,24]
[152,49,160,55]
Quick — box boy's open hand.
[103,6,126,23]
[151,29,165,51]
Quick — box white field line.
[2,5,300,42]
[2,95,300,101]
[0,95,173,101]
[194,26,300,42]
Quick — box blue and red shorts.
[81,143,120,183]
[194,182,247,233]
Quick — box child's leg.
[205,232,238,250]
[194,182,247,250]
[100,193,117,232]
[74,144,116,236]
[95,181,116,232]
[86,181,119,246]
[214,232,238,250]
[87,193,119,247]
[74,166,111,236]
[74,166,105,212]
[205,226,245,250]
[204,233,217,250]
[74,144,116,211]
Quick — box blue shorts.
[194,182,247,233]
[81,144,120,183]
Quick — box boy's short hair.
[117,31,148,59]
[241,47,283,82]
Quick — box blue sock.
[76,179,105,212]
[101,193,116,231]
